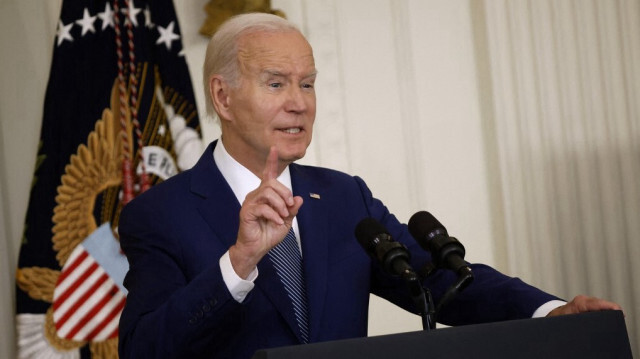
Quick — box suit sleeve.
[351,176,561,325]
[117,196,246,358]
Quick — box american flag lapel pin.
[309,193,321,199]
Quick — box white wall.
[482,0,640,353]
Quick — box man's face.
[221,30,317,175]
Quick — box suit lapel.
[191,141,241,250]
[291,164,330,342]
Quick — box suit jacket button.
[209,298,217,306]
[189,316,197,325]
[202,304,211,312]
[196,310,204,318]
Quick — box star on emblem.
[98,3,114,30]
[156,21,180,50]
[75,8,97,36]
[144,5,154,28]
[56,20,74,46]
[121,0,142,27]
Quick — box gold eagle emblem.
[17,81,134,358]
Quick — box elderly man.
[118,13,620,359]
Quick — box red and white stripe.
[53,245,126,341]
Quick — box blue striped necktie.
[268,228,310,343]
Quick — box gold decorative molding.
[200,0,286,37]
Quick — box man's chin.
[278,149,306,164]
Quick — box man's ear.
[209,75,232,120]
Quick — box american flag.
[53,224,128,342]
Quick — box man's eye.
[269,82,282,88]
[302,83,314,89]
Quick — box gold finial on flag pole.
[199,0,286,37]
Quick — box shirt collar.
[213,138,293,204]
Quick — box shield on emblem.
[52,223,129,341]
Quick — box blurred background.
[1,0,638,358]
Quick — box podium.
[253,310,632,359]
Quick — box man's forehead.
[237,31,314,65]
[260,68,318,79]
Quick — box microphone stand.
[416,263,474,325]
[435,266,474,316]
[401,270,436,331]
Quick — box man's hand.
[229,146,303,279]
[547,295,622,317]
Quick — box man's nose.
[284,86,308,113]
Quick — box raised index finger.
[262,146,279,181]
[261,146,294,207]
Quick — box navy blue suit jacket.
[118,141,557,359]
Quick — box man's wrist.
[532,300,567,318]
[220,251,258,303]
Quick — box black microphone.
[408,211,470,275]
[355,218,416,278]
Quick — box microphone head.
[408,211,448,244]
[355,217,389,252]
[355,217,413,277]
[409,211,469,272]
